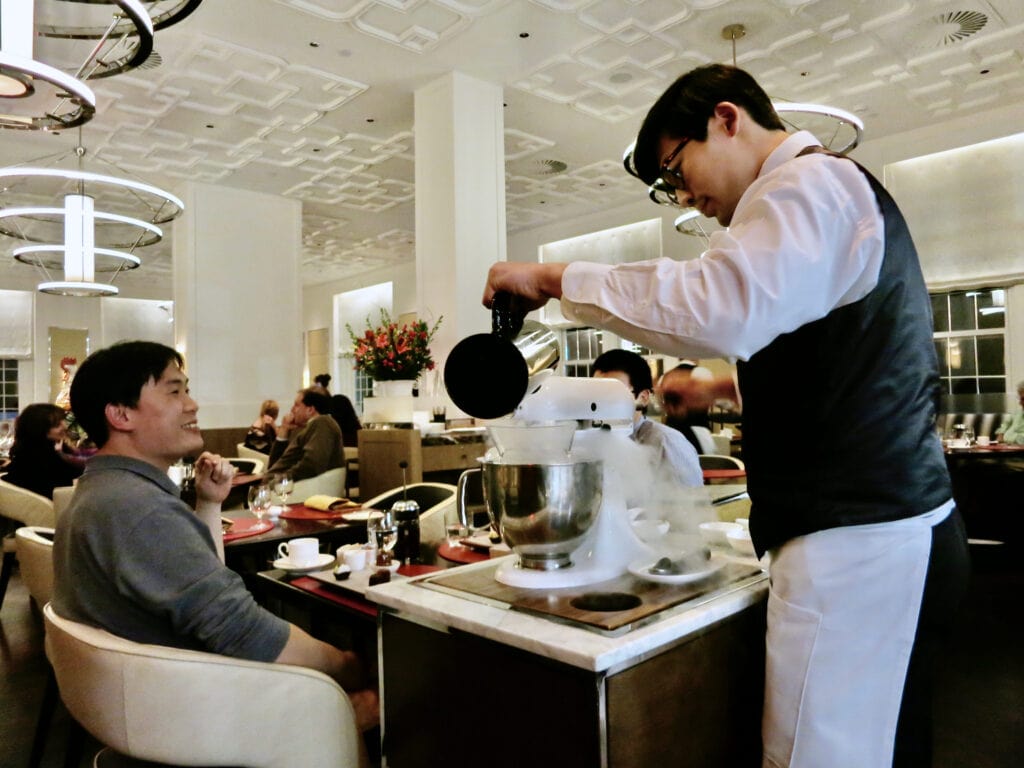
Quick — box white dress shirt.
[560,131,886,362]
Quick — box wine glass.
[367,510,398,566]
[272,472,294,507]
[248,484,273,525]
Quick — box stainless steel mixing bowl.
[481,459,603,570]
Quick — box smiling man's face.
[122,362,203,469]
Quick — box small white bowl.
[632,518,671,541]
[699,521,742,547]
[727,528,756,556]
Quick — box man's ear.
[713,101,741,137]
[104,403,134,433]
[636,389,652,409]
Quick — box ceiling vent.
[912,10,987,49]
[139,51,163,70]
[535,159,567,175]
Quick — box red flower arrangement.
[347,309,443,381]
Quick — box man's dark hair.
[70,341,184,447]
[634,64,786,186]
[299,388,331,415]
[593,349,653,396]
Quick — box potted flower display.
[347,309,442,395]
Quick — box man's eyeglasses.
[656,137,690,205]
[622,137,693,208]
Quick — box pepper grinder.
[391,460,421,564]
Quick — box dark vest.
[739,147,952,557]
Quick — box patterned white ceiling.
[2,0,1023,292]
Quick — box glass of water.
[272,472,294,507]
[248,484,273,524]
[366,510,398,566]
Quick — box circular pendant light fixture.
[1,141,184,297]
[33,0,154,80]
[0,0,96,129]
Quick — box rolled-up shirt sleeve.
[560,140,885,362]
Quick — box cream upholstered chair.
[292,465,347,500]
[343,447,359,500]
[15,526,64,768]
[43,604,367,768]
[52,485,76,524]
[226,456,265,475]
[698,454,745,471]
[15,526,55,610]
[361,482,457,552]
[0,477,56,527]
[0,478,55,610]
[690,425,719,455]
[236,442,270,463]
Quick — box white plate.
[272,553,336,574]
[460,533,502,551]
[340,509,384,522]
[628,554,726,585]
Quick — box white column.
[173,182,303,428]
[414,72,507,364]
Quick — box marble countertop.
[367,555,768,674]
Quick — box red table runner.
[279,504,356,521]
[223,518,274,542]
[437,541,489,564]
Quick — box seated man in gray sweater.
[52,341,377,731]
[267,387,345,480]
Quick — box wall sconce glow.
[948,340,962,370]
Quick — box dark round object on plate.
[570,592,642,613]
[444,333,528,420]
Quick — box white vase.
[373,379,416,398]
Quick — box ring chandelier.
[1,1,203,130]
[1,143,184,297]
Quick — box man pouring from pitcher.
[482,64,967,768]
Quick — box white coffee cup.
[342,547,368,571]
[975,435,990,447]
[277,538,320,567]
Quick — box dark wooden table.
[944,444,1024,544]
[224,510,366,577]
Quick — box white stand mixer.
[482,375,654,589]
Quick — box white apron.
[761,502,953,768]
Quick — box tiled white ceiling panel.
[1,0,1023,294]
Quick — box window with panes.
[931,288,1006,395]
[562,328,603,378]
[0,359,18,422]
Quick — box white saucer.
[272,553,336,574]
[628,554,726,585]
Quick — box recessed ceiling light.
[205,124,214,128]
[519,32,529,38]
[309,41,320,48]
[366,118,375,123]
